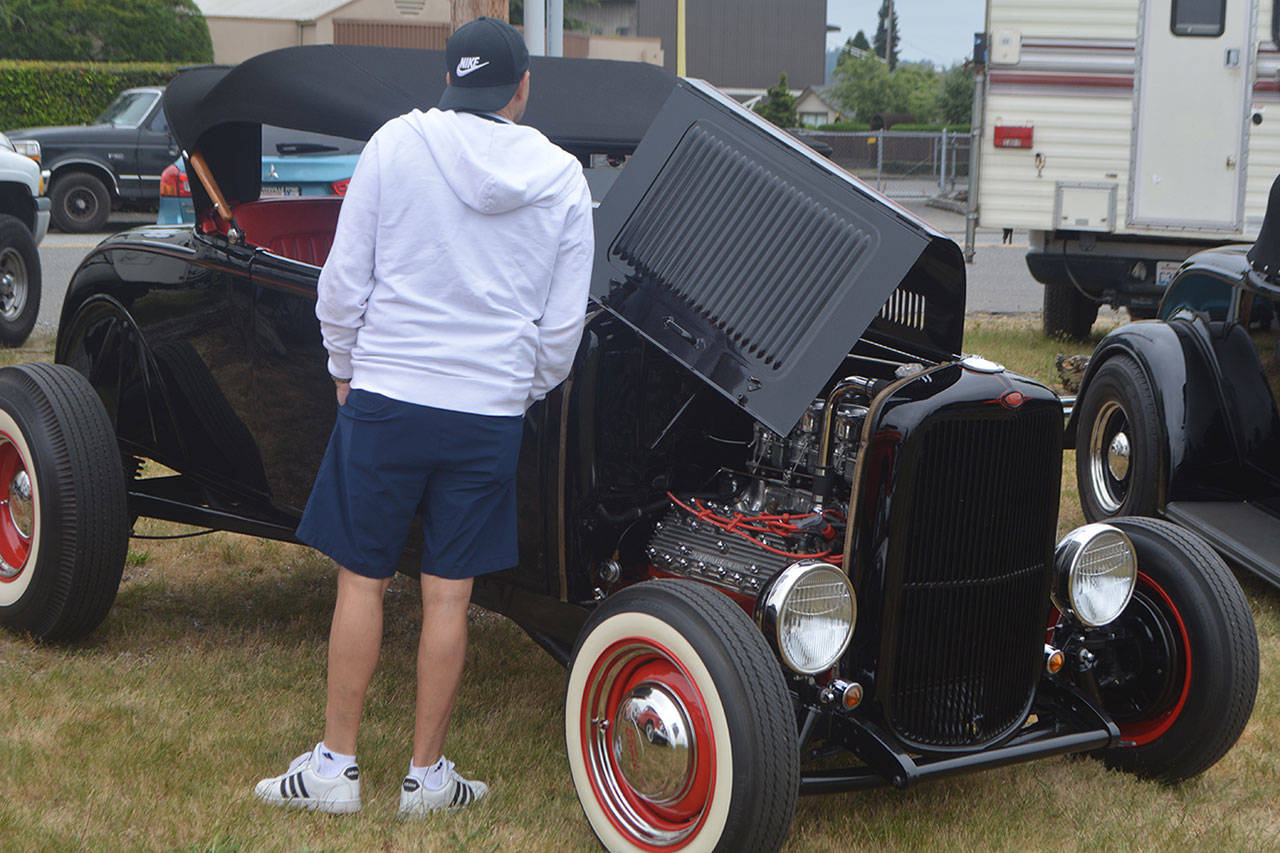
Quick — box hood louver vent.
[614,124,874,372]
[591,80,965,435]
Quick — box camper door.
[1130,0,1254,231]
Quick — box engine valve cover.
[646,507,790,597]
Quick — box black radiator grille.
[613,123,873,371]
[884,406,1060,749]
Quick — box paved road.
[32,204,1048,336]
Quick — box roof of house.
[193,0,355,20]
[796,86,842,112]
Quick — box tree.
[835,30,873,70]
[873,0,901,71]
[0,0,213,62]
[937,63,975,125]
[754,73,797,129]
[828,54,895,120]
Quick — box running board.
[1164,501,1280,588]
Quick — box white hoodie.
[316,108,594,416]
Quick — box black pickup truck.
[6,86,178,232]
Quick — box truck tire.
[0,215,40,346]
[566,579,799,852]
[1093,517,1258,783]
[0,363,129,640]
[1043,280,1099,340]
[51,172,111,233]
[1076,355,1162,521]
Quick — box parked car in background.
[158,126,360,225]
[0,131,47,344]
[6,86,175,232]
[1071,176,1280,589]
[0,47,1259,852]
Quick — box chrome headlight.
[11,139,40,163]
[758,560,856,675]
[1053,524,1137,627]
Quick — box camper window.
[1170,0,1225,36]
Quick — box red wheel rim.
[580,637,717,850]
[0,434,32,582]
[1117,571,1192,746]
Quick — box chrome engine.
[646,396,867,596]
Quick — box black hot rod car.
[0,48,1260,851]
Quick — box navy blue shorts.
[296,389,523,580]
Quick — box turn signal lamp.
[1044,646,1065,675]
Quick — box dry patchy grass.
[1,324,1278,851]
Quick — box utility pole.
[677,0,686,76]
[450,0,506,31]
[526,0,546,55]
[886,0,894,71]
[547,0,563,56]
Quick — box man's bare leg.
[323,567,393,755]
[412,574,474,766]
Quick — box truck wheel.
[1076,355,1162,521]
[0,363,129,640]
[1043,280,1099,340]
[566,579,798,852]
[1092,518,1258,783]
[0,215,40,346]
[51,172,111,233]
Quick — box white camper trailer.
[976,0,1280,336]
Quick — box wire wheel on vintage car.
[1089,517,1258,783]
[0,363,129,640]
[1076,356,1162,521]
[51,172,111,233]
[565,579,798,852]
[0,215,41,346]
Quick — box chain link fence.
[795,130,971,200]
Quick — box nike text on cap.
[438,16,531,114]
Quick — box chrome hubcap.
[1089,400,1129,514]
[9,470,32,540]
[1107,432,1131,480]
[612,683,696,806]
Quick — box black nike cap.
[438,16,530,113]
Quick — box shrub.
[0,0,212,63]
[0,61,180,130]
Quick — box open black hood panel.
[590,80,965,435]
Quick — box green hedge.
[0,61,180,131]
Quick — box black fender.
[45,156,121,198]
[1067,318,1240,506]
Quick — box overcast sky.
[826,0,986,67]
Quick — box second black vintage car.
[0,47,1260,851]
[1071,177,1280,589]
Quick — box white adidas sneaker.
[253,745,361,814]
[398,759,489,817]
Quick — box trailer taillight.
[994,126,1033,149]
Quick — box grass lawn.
[1,318,1277,850]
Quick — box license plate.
[1156,261,1180,288]
[261,185,302,197]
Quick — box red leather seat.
[231,197,344,267]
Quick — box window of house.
[1170,0,1225,36]
[800,112,827,128]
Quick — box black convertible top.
[163,45,676,207]
[164,45,676,157]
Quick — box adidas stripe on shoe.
[254,746,361,814]
[398,759,488,816]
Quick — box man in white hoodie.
[254,17,594,816]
